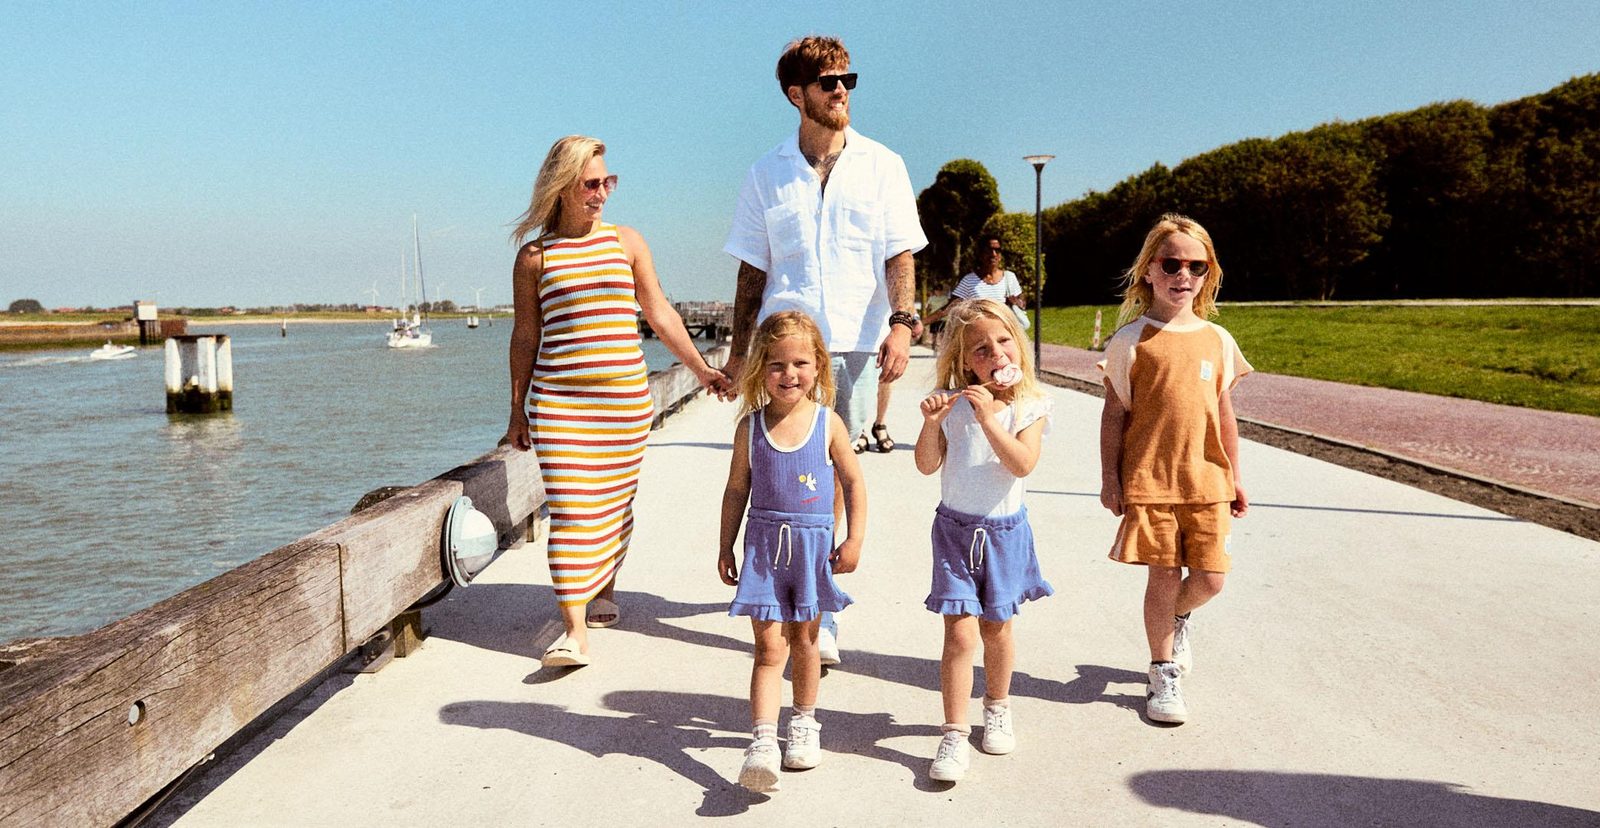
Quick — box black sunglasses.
[1158,257,1209,277]
[811,72,858,92]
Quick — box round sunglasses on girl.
[1158,257,1209,277]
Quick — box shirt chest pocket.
[835,197,880,251]
[764,200,816,264]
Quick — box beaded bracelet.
[889,310,919,330]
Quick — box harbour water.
[0,320,707,644]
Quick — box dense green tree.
[916,159,1002,308]
[8,299,44,313]
[1024,71,1599,301]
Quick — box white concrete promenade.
[159,351,1600,827]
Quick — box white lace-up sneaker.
[981,704,1015,754]
[817,627,841,666]
[738,739,781,792]
[929,730,972,782]
[1147,662,1189,724]
[1172,615,1194,674]
[783,716,822,769]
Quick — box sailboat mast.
[412,214,427,321]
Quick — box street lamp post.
[1022,155,1054,368]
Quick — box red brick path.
[1039,344,1600,509]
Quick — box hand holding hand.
[716,355,745,402]
[696,364,732,398]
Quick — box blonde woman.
[505,135,728,668]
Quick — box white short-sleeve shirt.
[724,126,928,353]
[939,395,1053,517]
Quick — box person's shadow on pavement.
[439,689,946,816]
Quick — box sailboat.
[387,215,434,349]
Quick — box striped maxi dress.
[526,223,654,608]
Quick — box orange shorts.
[1109,502,1233,573]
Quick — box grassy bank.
[1043,303,1600,418]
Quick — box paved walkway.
[1039,344,1600,509]
[156,351,1600,826]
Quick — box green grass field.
[1043,303,1600,418]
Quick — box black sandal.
[870,423,894,452]
[852,433,869,454]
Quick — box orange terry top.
[1100,317,1252,505]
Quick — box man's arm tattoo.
[886,250,916,313]
[730,260,767,358]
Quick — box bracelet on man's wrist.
[889,310,919,330]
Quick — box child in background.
[1098,213,1251,726]
[913,299,1054,783]
[718,311,867,793]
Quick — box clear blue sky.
[4,1,1597,309]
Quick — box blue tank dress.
[729,402,853,622]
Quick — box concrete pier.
[164,334,233,414]
[154,351,1599,826]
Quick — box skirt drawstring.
[968,526,988,572]
[773,522,794,568]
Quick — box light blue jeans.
[830,351,877,441]
[824,351,875,645]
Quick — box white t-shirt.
[939,395,1053,517]
[724,126,928,353]
[950,270,1022,303]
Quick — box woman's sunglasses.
[1158,257,1209,277]
[581,175,619,193]
[811,72,858,92]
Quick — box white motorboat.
[89,341,136,360]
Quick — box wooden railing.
[0,347,726,827]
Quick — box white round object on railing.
[443,496,499,587]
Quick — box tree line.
[918,73,1599,307]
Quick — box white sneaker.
[738,739,781,792]
[783,716,822,769]
[817,627,841,666]
[981,704,1015,755]
[929,730,971,782]
[1147,662,1188,724]
[1172,615,1194,675]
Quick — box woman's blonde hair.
[934,299,1043,402]
[1114,213,1224,329]
[509,135,605,247]
[736,311,836,419]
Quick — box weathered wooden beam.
[0,538,342,827]
[0,443,545,827]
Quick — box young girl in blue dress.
[913,299,1054,783]
[718,311,868,793]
